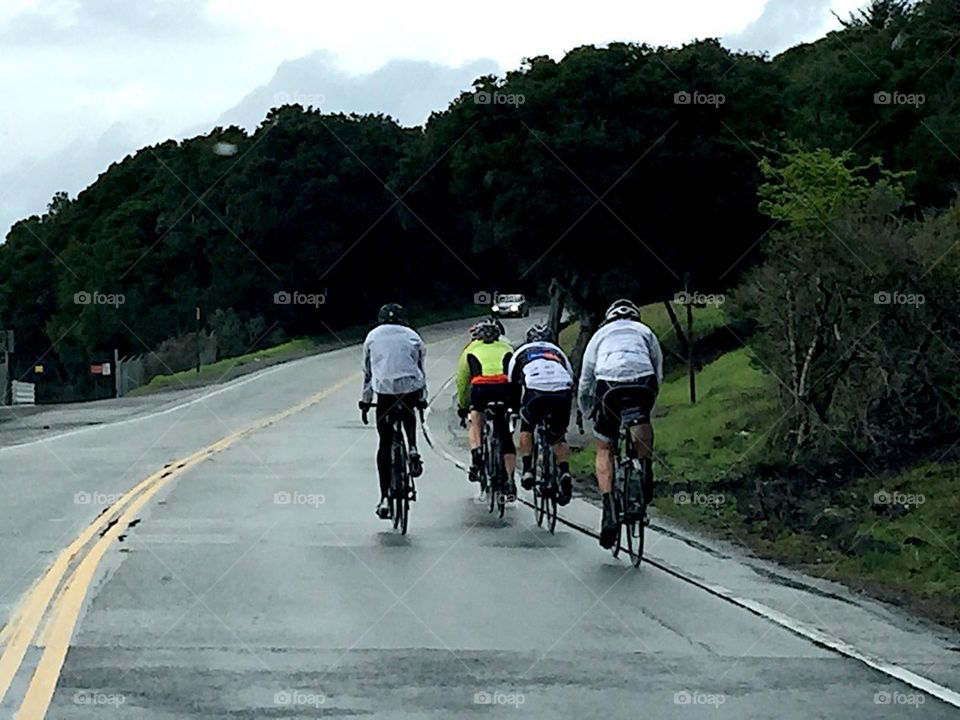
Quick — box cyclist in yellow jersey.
[456,319,517,497]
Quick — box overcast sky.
[0,0,868,238]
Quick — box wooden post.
[687,300,696,404]
[684,273,696,404]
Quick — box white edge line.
[424,384,960,710]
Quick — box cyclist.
[456,319,517,497]
[359,303,427,520]
[577,299,663,548]
[508,323,575,506]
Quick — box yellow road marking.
[2,372,358,718]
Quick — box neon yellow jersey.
[456,339,513,409]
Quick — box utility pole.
[195,306,201,373]
[1,330,13,406]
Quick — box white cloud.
[0,0,870,238]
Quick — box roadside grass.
[129,338,319,395]
[568,346,776,483]
[805,463,960,625]
[565,327,960,628]
[129,304,482,397]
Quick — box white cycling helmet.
[603,298,641,323]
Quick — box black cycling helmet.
[603,298,641,324]
[471,318,501,343]
[525,322,553,344]
[378,303,406,324]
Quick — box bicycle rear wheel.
[532,443,545,527]
[484,420,501,515]
[399,496,409,535]
[542,442,558,534]
[392,432,409,532]
[610,489,624,558]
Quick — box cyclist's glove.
[358,400,372,425]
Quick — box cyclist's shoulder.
[596,319,656,341]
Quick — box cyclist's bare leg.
[632,422,654,506]
[402,408,418,451]
[504,453,516,476]
[595,440,614,494]
[518,431,533,457]
[468,410,482,450]
[631,422,653,458]
[553,441,571,463]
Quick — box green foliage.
[731,189,960,467]
[758,147,911,226]
[2,0,960,398]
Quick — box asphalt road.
[1,315,958,719]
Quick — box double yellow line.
[0,372,358,719]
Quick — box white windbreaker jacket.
[577,319,663,415]
[361,324,427,403]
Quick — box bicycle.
[364,401,424,535]
[478,400,512,518]
[531,411,559,534]
[591,386,654,567]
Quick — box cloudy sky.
[0,0,868,238]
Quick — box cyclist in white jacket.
[359,303,427,520]
[577,299,663,548]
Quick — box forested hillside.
[1,0,957,402]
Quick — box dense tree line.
[0,0,957,403]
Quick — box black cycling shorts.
[592,376,658,443]
[469,382,512,412]
[469,383,516,455]
[520,389,572,445]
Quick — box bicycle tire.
[532,441,545,527]
[392,425,408,532]
[631,519,644,566]
[485,417,501,515]
[542,438,558,534]
[630,458,649,566]
[610,489,624,558]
